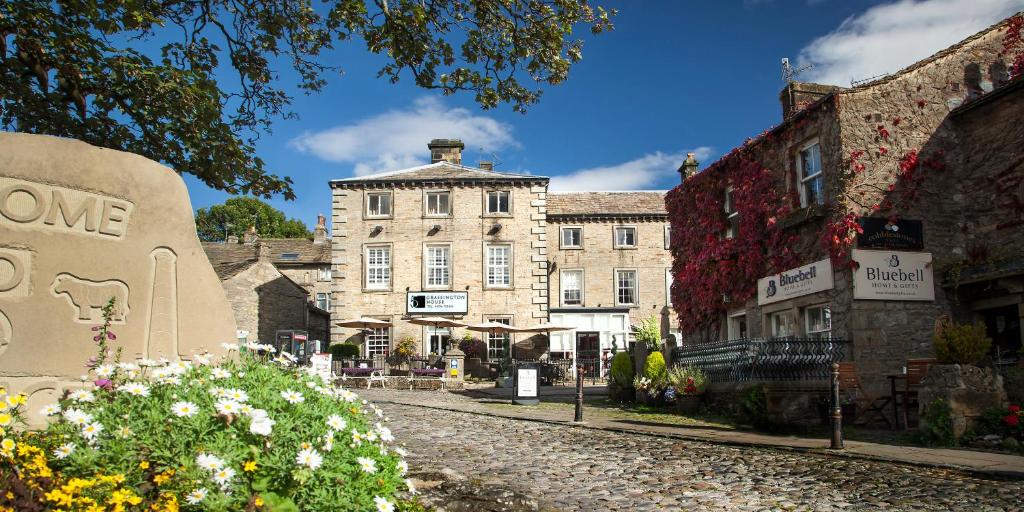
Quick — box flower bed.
[0,305,417,511]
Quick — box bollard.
[830,363,844,449]
[574,363,584,422]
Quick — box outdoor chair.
[894,358,936,429]
[837,362,893,429]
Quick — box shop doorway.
[981,305,1021,366]
[576,332,600,379]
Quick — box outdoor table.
[341,367,383,377]
[886,373,908,430]
[410,368,445,377]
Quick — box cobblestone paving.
[364,390,1024,512]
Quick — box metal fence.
[671,337,849,382]
[512,358,607,385]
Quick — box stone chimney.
[226,235,239,244]
[780,81,842,120]
[479,161,494,171]
[313,213,328,244]
[428,139,464,165]
[678,152,700,183]
[256,241,271,261]
[243,225,259,245]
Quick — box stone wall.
[330,182,548,353]
[222,260,309,345]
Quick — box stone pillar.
[446,347,465,381]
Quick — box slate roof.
[201,242,259,280]
[261,239,331,265]
[330,162,546,187]
[546,191,668,218]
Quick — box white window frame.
[724,186,739,239]
[365,191,393,218]
[364,244,392,290]
[797,139,824,208]
[424,190,452,217]
[560,269,584,306]
[317,266,332,282]
[424,243,452,289]
[613,226,637,249]
[366,326,391,357]
[485,190,511,215]
[727,310,747,340]
[484,243,512,288]
[560,226,583,249]
[614,269,638,306]
[804,304,832,339]
[484,316,512,360]
[315,292,331,311]
[768,309,796,338]
[425,326,451,355]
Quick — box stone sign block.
[0,133,236,422]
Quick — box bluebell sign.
[757,258,834,306]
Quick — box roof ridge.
[549,190,668,194]
[331,161,543,182]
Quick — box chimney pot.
[313,213,328,244]
[243,225,259,244]
[479,161,494,171]
[428,138,465,165]
[678,153,700,183]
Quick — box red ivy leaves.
[666,155,798,335]
[1003,14,1024,78]
[877,124,890,141]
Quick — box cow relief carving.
[51,273,129,323]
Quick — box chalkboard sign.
[513,362,540,405]
[857,217,924,250]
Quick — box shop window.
[365,245,391,289]
[797,141,824,207]
[561,227,582,249]
[485,244,511,287]
[615,269,637,306]
[613,226,636,248]
[724,186,739,239]
[561,269,583,306]
[728,312,748,340]
[425,191,451,216]
[804,305,832,339]
[366,192,392,217]
[486,190,510,214]
[769,310,796,338]
[366,327,390,357]
[427,326,451,355]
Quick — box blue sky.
[184,0,1024,230]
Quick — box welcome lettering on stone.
[0,177,133,239]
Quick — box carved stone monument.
[0,133,237,422]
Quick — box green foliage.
[329,343,361,359]
[457,334,486,360]
[0,0,614,198]
[917,399,956,447]
[195,197,311,242]
[739,384,770,430]
[642,352,668,384]
[933,321,992,364]
[634,315,662,351]
[610,352,634,388]
[392,336,418,362]
[668,366,706,395]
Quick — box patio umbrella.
[406,316,466,354]
[515,322,573,355]
[465,321,523,358]
[334,317,392,329]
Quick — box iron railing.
[672,337,849,382]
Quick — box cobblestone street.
[365,390,1024,511]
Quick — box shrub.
[668,366,707,395]
[457,334,487,360]
[918,398,956,447]
[391,336,418,363]
[610,352,634,388]
[933,321,991,364]
[642,352,668,382]
[329,343,360,359]
[739,384,770,430]
[0,303,414,511]
[634,315,662,351]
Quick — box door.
[576,332,600,379]
[981,305,1022,366]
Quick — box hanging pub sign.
[757,258,834,306]
[852,249,934,301]
[406,291,469,314]
[856,217,924,250]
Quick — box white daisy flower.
[356,456,377,474]
[137,358,158,367]
[172,401,198,417]
[305,381,316,389]
[338,389,358,402]
[53,443,75,459]
[394,447,408,458]
[211,368,231,379]
[117,426,132,438]
[119,382,150,397]
[365,431,378,443]
[239,403,254,415]
[397,460,408,475]
[193,353,212,366]
[185,488,208,505]
[374,496,395,512]
[280,390,304,404]
[196,453,225,471]
[39,403,61,416]
[215,399,242,415]
[63,408,92,426]
[117,362,140,372]
[212,467,235,488]
[81,421,103,440]
[208,386,227,398]
[295,447,323,470]
[250,416,275,436]
[326,415,347,430]
[68,389,95,403]
[225,388,248,402]
[376,425,394,443]
[406,478,417,494]
[94,364,116,378]
[221,342,239,352]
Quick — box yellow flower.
[243,460,258,472]
[254,496,265,507]
[1,438,14,452]
[0,413,12,426]
[139,460,150,470]
[154,469,175,485]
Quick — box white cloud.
[549,147,714,192]
[799,0,1022,86]
[289,97,518,175]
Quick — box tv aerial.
[781,58,813,83]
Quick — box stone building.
[203,240,331,345]
[261,215,333,313]
[329,139,550,358]
[667,16,1022,393]
[546,192,674,359]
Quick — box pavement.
[364,387,1024,511]
[371,384,1024,479]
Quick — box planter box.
[675,394,702,415]
[919,364,1007,439]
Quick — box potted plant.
[669,365,706,414]
[609,351,635,402]
[389,336,417,375]
[635,352,668,405]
